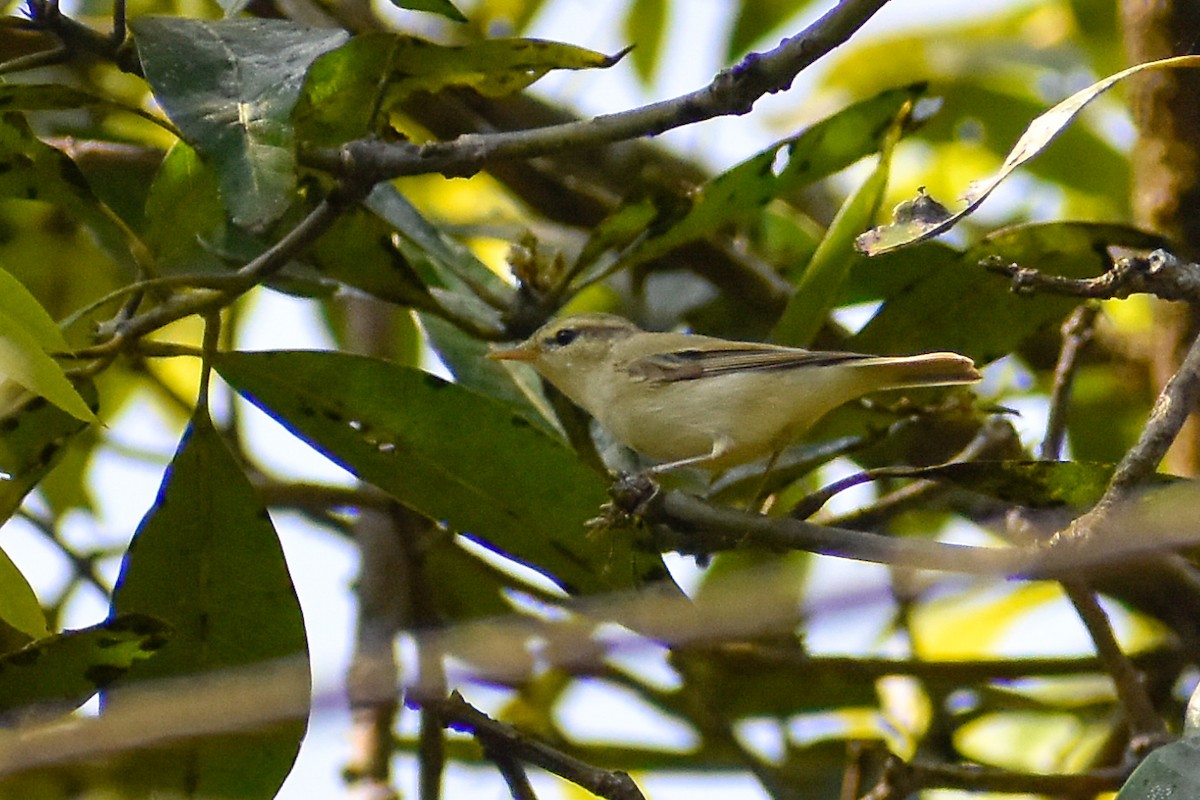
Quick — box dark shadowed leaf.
[216,350,670,593]
[851,222,1166,362]
[899,460,1123,508]
[0,113,141,276]
[131,17,349,229]
[107,416,309,798]
[0,614,169,721]
[0,388,96,524]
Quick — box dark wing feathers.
[626,348,873,382]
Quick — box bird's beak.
[488,342,538,362]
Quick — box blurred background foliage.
[0,0,1196,798]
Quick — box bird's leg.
[748,447,786,513]
[645,437,733,475]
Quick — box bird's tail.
[852,352,981,390]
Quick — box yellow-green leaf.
[295,33,627,145]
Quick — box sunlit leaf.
[771,102,904,346]
[108,416,309,797]
[579,85,924,284]
[0,546,47,643]
[390,0,467,22]
[857,55,1200,254]
[0,305,98,423]
[295,32,626,145]
[955,711,1110,773]
[914,583,1065,659]
[0,614,169,721]
[216,350,670,593]
[623,0,667,82]
[131,17,349,229]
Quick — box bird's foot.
[585,471,661,534]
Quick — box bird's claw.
[585,471,661,534]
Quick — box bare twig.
[861,755,1129,799]
[985,248,1200,304]
[792,417,1018,522]
[301,0,894,182]
[1062,579,1168,741]
[433,691,645,800]
[1041,304,1100,460]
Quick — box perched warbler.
[489,314,981,473]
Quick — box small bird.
[489,314,981,473]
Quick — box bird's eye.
[549,328,578,347]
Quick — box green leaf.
[850,222,1166,362]
[108,416,308,797]
[0,613,170,721]
[215,350,670,593]
[623,0,668,82]
[0,306,98,423]
[726,0,815,60]
[294,32,625,146]
[581,86,923,283]
[131,17,349,229]
[305,204,437,307]
[390,0,468,22]
[771,124,897,346]
[419,313,561,437]
[0,546,48,642]
[0,388,94,525]
[895,460,1124,509]
[0,113,142,274]
[857,54,1200,254]
[0,266,68,353]
[142,141,229,275]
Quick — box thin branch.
[1061,579,1168,741]
[486,747,540,800]
[984,248,1200,303]
[1040,304,1100,460]
[82,187,363,361]
[1058,323,1200,552]
[1028,304,1166,741]
[861,755,1129,798]
[433,691,646,800]
[301,0,894,181]
[792,416,1018,522]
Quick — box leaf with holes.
[0,614,170,722]
[216,350,670,594]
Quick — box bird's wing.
[625,346,873,382]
